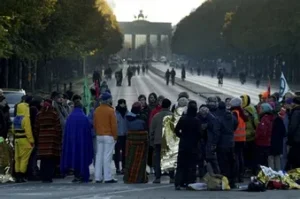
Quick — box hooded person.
[174,101,201,190]
[13,102,34,183]
[114,99,128,174]
[216,101,238,188]
[123,102,148,183]
[35,99,62,183]
[60,100,93,183]
[94,92,118,183]
[255,103,274,173]
[230,97,248,182]
[240,94,259,175]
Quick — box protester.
[230,97,247,182]
[94,92,118,183]
[150,98,175,184]
[174,100,201,190]
[35,99,62,183]
[241,95,259,175]
[26,96,43,181]
[286,96,300,170]
[123,102,148,183]
[269,108,286,171]
[60,100,93,183]
[115,99,128,175]
[138,94,154,174]
[255,103,274,173]
[13,102,34,183]
[217,101,238,188]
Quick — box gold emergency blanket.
[0,137,14,183]
[257,166,300,189]
[160,107,185,172]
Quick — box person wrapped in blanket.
[123,101,148,183]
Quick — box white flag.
[279,72,290,101]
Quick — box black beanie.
[118,99,126,105]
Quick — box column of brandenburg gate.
[118,10,173,60]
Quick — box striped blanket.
[123,131,148,183]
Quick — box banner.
[83,77,91,115]
[279,72,290,102]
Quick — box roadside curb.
[149,66,231,100]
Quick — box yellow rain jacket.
[241,95,259,142]
[13,102,33,173]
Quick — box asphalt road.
[0,64,298,198]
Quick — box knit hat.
[101,92,112,101]
[178,92,189,100]
[162,98,171,108]
[260,103,273,113]
[230,98,242,107]
[131,101,142,114]
[117,99,126,105]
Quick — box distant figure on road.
[171,68,176,85]
[181,66,186,81]
[217,68,224,87]
[127,67,133,86]
[165,69,170,85]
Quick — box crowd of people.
[0,81,300,191]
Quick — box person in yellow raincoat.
[13,102,34,183]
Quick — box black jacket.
[217,108,238,148]
[175,115,201,153]
[288,106,300,145]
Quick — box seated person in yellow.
[13,102,34,183]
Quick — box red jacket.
[255,113,274,146]
[149,105,162,127]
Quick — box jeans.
[94,136,115,181]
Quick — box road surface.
[152,63,286,105]
[0,64,297,198]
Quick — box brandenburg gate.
[118,10,173,60]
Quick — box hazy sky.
[107,0,205,25]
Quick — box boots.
[15,173,24,183]
[19,173,27,183]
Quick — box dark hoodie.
[126,112,146,131]
[217,102,238,148]
[175,101,201,152]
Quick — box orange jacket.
[233,110,246,142]
[94,104,117,140]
